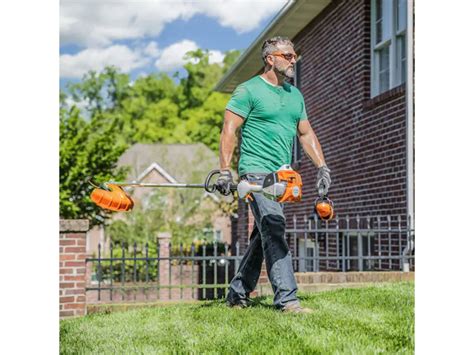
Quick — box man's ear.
[265,55,275,67]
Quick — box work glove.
[316,165,331,196]
[215,169,234,195]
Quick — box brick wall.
[60,219,89,318]
[287,0,407,224]
[233,0,410,269]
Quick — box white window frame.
[214,229,222,242]
[371,0,407,97]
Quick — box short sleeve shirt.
[226,75,308,176]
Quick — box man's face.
[269,44,297,79]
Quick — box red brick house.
[216,0,414,271]
[87,143,234,254]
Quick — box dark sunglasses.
[271,51,298,61]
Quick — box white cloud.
[154,41,226,72]
[154,40,199,72]
[64,96,88,111]
[144,41,160,57]
[209,50,225,66]
[197,0,287,34]
[59,39,226,78]
[60,0,286,47]
[60,45,149,78]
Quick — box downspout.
[403,0,414,272]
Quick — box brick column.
[60,219,89,318]
[158,232,171,300]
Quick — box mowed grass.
[60,282,414,354]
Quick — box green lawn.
[60,282,414,354]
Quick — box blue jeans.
[226,174,299,309]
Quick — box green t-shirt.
[226,75,308,176]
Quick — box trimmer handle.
[203,169,238,196]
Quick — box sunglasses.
[270,51,298,61]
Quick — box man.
[216,36,331,314]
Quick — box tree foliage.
[107,188,216,247]
[60,95,129,224]
[60,49,241,226]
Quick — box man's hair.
[261,36,294,65]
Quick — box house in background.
[87,143,233,255]
[215,0,414,270]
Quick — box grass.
[60,282,414,354]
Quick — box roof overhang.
[215,0,331,93]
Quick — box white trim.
[135,162,178,184]
[371,0,407,97]
[135,162,220,203]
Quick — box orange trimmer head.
[90,183,134,212]
[315,196,334,221]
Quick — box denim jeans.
[226,173,299,309]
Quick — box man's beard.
[275,65,295,79]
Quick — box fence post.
[157,232,171,300]
[59,219,89,319]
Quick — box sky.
[60,0,288,90]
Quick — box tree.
[59,93,129,225]
[60,48,242,225]
[107,188,216,247]
[178,49,240,153]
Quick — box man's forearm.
[299,131,326,168]
[219,129,237,171]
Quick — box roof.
[117,143,221,184]
[214,0,331,93]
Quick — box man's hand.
[316,165,331,196]
[215,169,234,195]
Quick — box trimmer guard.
[90,183,134,212]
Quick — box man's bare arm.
[297,120,327,168]
[220,109,244,171]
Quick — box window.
[371,0,407,97]
[292,56,303,167]
[341,234,376,271]
[298,238,316,272]
[214,230,222,242]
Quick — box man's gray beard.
[276,66,294,79]
[285,67,295,79]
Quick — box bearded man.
[216,36,331,313]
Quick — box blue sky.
[60,0,288,90]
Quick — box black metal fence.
[86,241,240,302]
[287,214,415,273]
[85,215,414,302]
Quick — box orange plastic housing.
[315,198,334,220]
[90,184,134,212]
[276,169,303,203]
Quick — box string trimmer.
[89,165,334,220]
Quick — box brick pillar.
[158,232,171,300]
[60,219,89,318]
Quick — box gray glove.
[215,170,234,195]
[316,165,331,196]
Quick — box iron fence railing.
[85,215,414,302]
[286,214,415,273]
[86,241,239,302]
